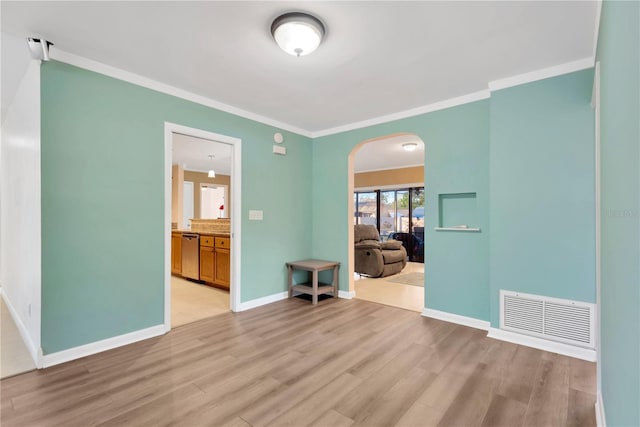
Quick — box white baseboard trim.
[236,291,288,312]
[487,328,596,362]
[338,290,355,299]
[41,325,166,368]
[595,391,607,427]
[1,292,41,368]
[422,308,490,331]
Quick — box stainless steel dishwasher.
[181,233,200,280]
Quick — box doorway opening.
[348,133,425,312]
[164,123,242,332]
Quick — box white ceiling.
[172,133,232,175]
[1,1,598,135]
[354,134,425,173]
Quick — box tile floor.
[1,298,36,379]
[171,276,230,327]
[354,262,424,312]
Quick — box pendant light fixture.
[207,154,216,178]
[271,12,325,57]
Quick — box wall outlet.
[249,210,263,221]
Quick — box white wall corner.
[41,325,166,368]
[487,327,597,362]
[338,290,355,299]
[422,308,490,331]
[237,291,288,312]
[595,391,606,427]
[1,292,40,367]
[1,58,42,370]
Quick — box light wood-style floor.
[0,297,596,427]
[355,262,425,312]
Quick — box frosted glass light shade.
[271,12,325,57]
[208,170,216,178]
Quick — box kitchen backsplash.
[190,219,231,233]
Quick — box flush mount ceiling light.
[403,143,418,152]
[207,154,216,178]
[271,12,325,57]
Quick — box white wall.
[1,59,42,366]
[2,32,33,124]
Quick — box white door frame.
[164,122,242,332]
[592,62,602,397]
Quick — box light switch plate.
[249,210,263,220]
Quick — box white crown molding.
[311,90,491,139]
[237,291,288,312]
[49,48,595,140]
[488,57,595,92]
[338,290,355,299]
[593,1,603,60]
[595,391,607,427]
[42,324,165,368]
[49,49,313,138]
[487,327,597,362]
[422,308,490,331]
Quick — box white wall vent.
[500,290,595,349]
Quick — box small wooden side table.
[286,259,340,305]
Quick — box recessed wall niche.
[436,192,480,232]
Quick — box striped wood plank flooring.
[0,297,596,426]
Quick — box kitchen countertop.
[172,230,231,236]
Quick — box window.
[354,187,425,263]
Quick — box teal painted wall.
[489,70,596,326]
[312,100,491,321]
[40,61,312,354]
[596,1,640,425]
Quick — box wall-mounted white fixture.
[271,12,325,57]
[27,37,53,61]
[273,145,287,155]
[403,143,418,152]
[249,210,264,221]
[207,154,216,178]
[274,132,284,144]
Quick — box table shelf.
[286,259,340,305]
[292,283,336,296]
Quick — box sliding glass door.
[354,187,425,263]
[354,192,377,226]
[410,188,425,262]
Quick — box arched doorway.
[347,133,426,312]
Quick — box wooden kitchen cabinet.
[185,233,231,290]
[199,246,214,283]
[214,247,230,289]
[171,232,182,275]
[199,235,215,283]
[214,236,231,289]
